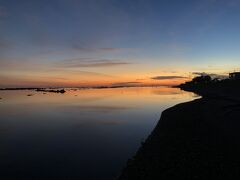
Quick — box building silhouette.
[229,72,240,80]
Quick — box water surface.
[0,87,197,179]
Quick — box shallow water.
[0,87,197,180]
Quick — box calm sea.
[0,87,197,180]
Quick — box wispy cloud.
[111,81,141,87]
[151,76,186,80]
[44,68,115,78]
[57,58,132,68]
[71,44,139,53]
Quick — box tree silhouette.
[192,75,212,84]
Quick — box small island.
[119,72,240,180]
[35,88,66,94]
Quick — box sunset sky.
[1,0,240,87]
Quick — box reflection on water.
[0,87,197,179]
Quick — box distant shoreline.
[0,88,66,94]
[0,85,173,91]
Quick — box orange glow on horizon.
[0,74,189,88]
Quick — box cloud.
[44,68,114,78]
[111,81,141,87]
[57,58,132,68]
[151,76,186,80]
[72,44,138,53]
[192,72,228,79]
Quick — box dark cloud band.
[151,76,186,80]
[57,58,132,68]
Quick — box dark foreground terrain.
[119,78,240,179]
[119,97,240,179]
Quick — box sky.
[1,0,240,87]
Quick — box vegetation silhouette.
[178,73,240,100]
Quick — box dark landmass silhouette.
[0,88,39,90]
[0,88,66,94]
[36,89,66,94]
[119,74,240,179]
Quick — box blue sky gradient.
[1,0,240,87]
